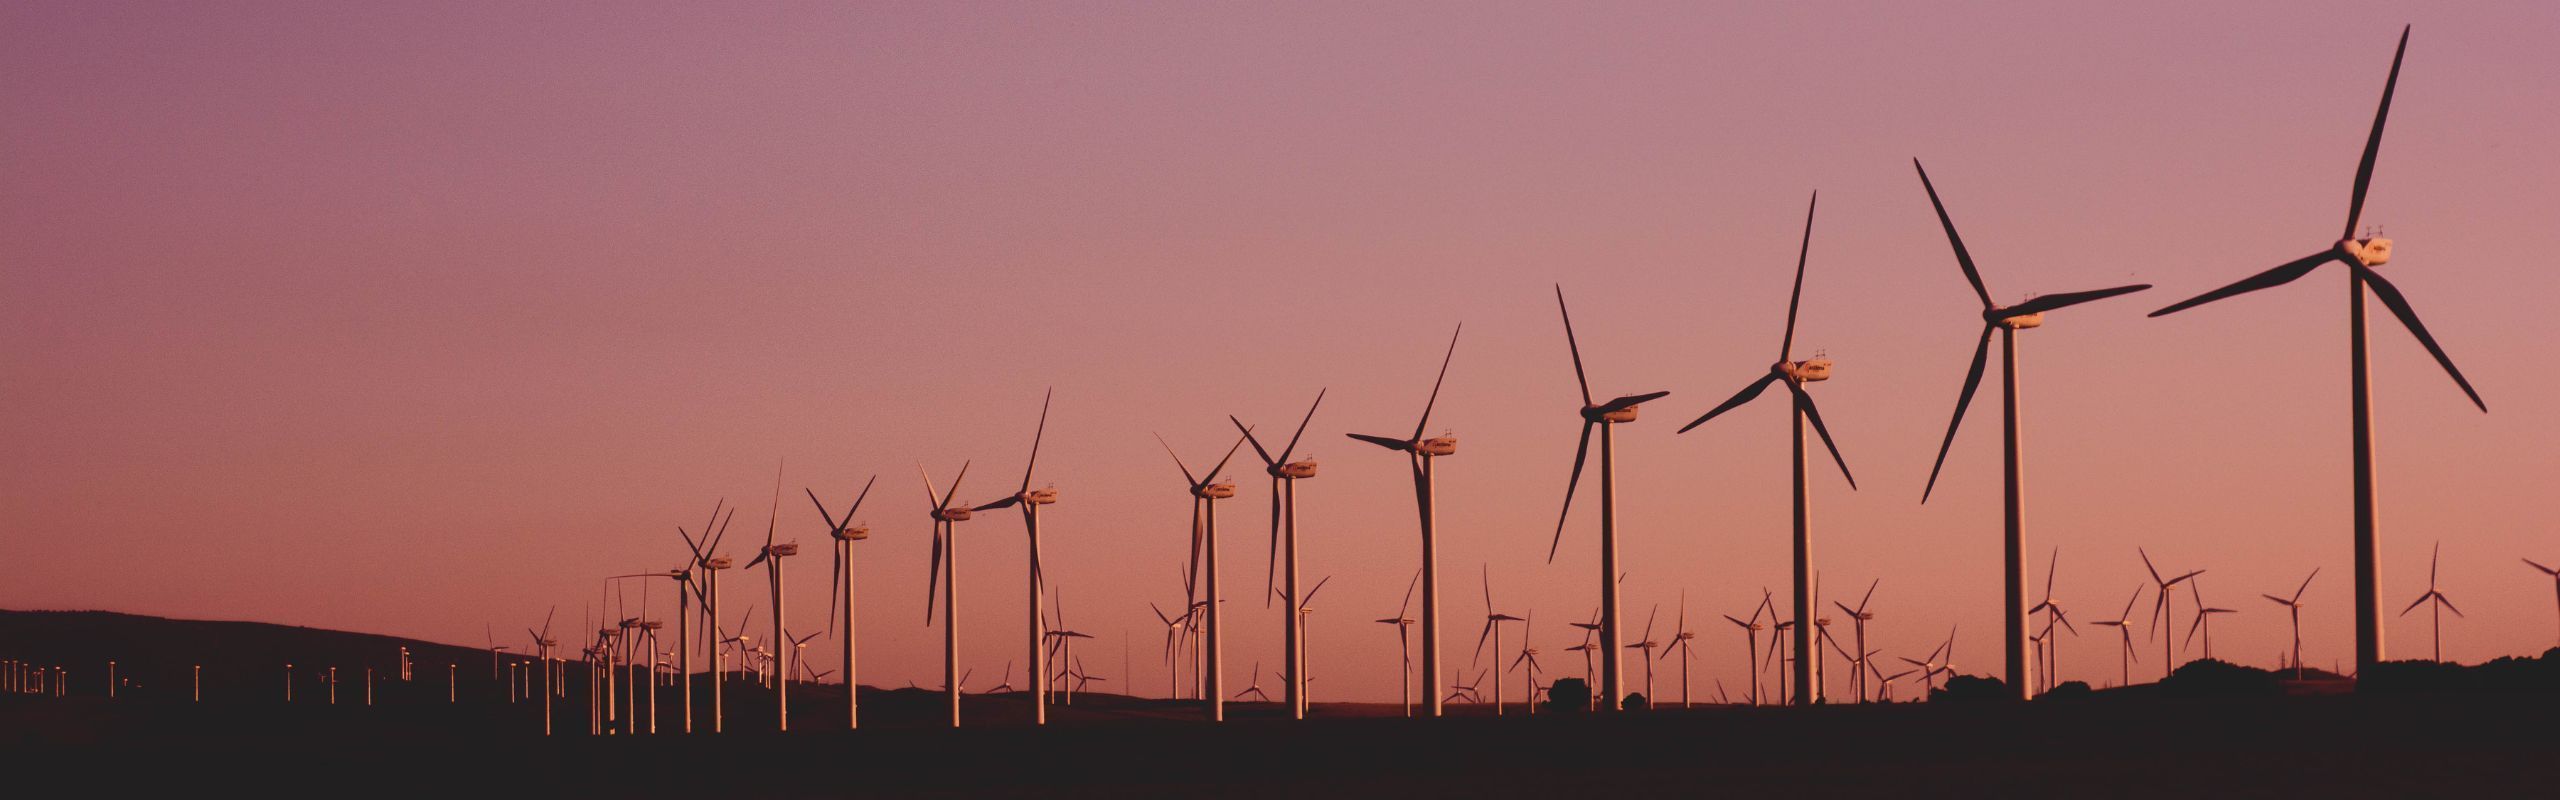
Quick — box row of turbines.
[11,26,2547,735]
[473,26,2531,734]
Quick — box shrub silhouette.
[1545,678,1591,714]
[2159,658,2279,696]
[1934,673,2009,702]
[2041,680,2093,700]
[1623,691,1650,711]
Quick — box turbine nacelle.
[704,556,733,570]
[1024,487,1059,506]
[1276,459,1318,479]
[1776,358,1833,383]
[1580,403,1642,423]
[2341,236,2392,267]
[834,525,870,541]
[765,543,799,558]
[1193,481,1237,500]
[1987,309,2045,330]
[934,506,973,522]
[1418,436,1458,456]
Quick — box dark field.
[4,610,2552,798]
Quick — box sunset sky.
[6,1,2557,702]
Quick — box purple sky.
[5,1,2557,700]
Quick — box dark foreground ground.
[4,690,2552,798]
[5,610,2553,797]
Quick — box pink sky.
[6,1,2558,701]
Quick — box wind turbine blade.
[1547,421,1595,563]
[2148,251,2330,317]
[1679,374,1779,434]
[1304,576,1331,606]
[1347,432,1412,451]
[2358,266,2485,411]
[2184,609,2207,650]
[1598,391,1670,413]
[1155,433,1198,486]
[2431,542,2441,587]
[1553,286,1594,406]
[764,458,785,549]
[1022,388,1051,492]
[2344,26,2409,239]
[925,530,944,625]
[1413,323,1463,439]
[1206,431,1252,482]
[1793,387,1857,489]
[2045,550,2061,598]
[2438,594,2462,617]
[1265,481,1281,608]
[2399,592,2429,616]
[706,507,737,556]
[2141,548,2164,585]
[1398,568,1421,617]
[1912,161,1992,309]
[1279,389,1325,463]
[1858,578,1878,614]
[1231,416,1275,466]
[941,461,971,510]
[2526,558,2558,577]
[971,496,1019,512]
[1782,191,1818,359]
[826,537,843,638]
[2005,284,2153,316]
[804,488,843,533]
[1481,563,1494,614]
[1921,325,1992,503]
[2294,567,2321,603]
[919,465,942,510]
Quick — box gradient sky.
[6,1,2558,702]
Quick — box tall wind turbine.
[1911,159,2150,701]
[2183,579,2238,661]
[527,608,557,736]
[1679,192,1857,705]
[2399,542,2461,662]
[1665,593,1698,708]
[742,468,798,732]
[2140,549,2202,677]
[2147,27,2486,679]
[2263,568,2320,679]
[679,502,738,733]
[1231,389,1325,720]
[1157,431,1251,722]
[2089,587,2142,687]
[1345,324,1462,717]
[2525,559,2560,646]
[1545,286,1671,713]
[1830,580,1877,703]
[972,390,1060,724]
[1722,599,1769,706]
[1375,570,1420,717]
[1470,565,1525,716]
[806,475,875,729]
[920,461,975,727]
[1510,610,1546,714]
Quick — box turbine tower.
[1231,389,1325,720]
[2148,27,2485,679]
[1157,431,1252,722]
[971,390,1060,724]
[679,502,738,733]
[1911,159,2150,700]
[1544,287,1670,713]
[742,467,797,732]
[1679,192,1857,705]
[806,475,876,728]
[920,461,975,727]
[1346,324,1462,717]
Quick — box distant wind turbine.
[2140,548,2203,678]
[1156,431,1252,722]
[1471,565,1526,716]
[2089,587,2142,687]
[741,464,797,731]
[1374,570,1420,717]
[805,474,876,729]
[2399,542,2462,663]
[2525,559,2560,647]
[1231,388,1325,720]
[920,460,975,727]
[971,391,1060,724]
[2262,568,2320,679]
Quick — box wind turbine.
[2147,27,2486,678]
[1374,570,1420,717]
[1443,669,1485,705]
[1157,431,1252,722]
[526,607,557,736]
[1678,192,1857,705]
[678,501,738,733]
[2026,552,2076,693]
[1509,610,1546,714]
[2525,559,2560,647]
[1723,599,1769,706]
[2088,587,2142,687]
[1665,592,1698,708]
[1230,388,1324,720]
[2399,542,2462,662]
[1471,565,1526,716]
[1623,605,1663,706]
[2183,579,2239,661]
[1150,601,1188,700]
[2263,568,2320,679]
[1830,580,1878,703]
[2140,549,2203,677]
[1346,323,1462,718]
[1543,286,1670,714]
[1232,662,1272,703]
[741,467,798,732]
[1286,575,1332,717]
[971,390,1060,724]
[1911,159,2151,701]
[920,460,975,727]
[805,475,876,729]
